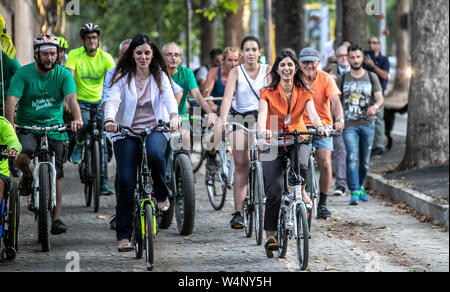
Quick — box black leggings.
[261,144,310,232]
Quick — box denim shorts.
[313,136,334,152]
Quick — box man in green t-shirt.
[0,52,21,115]
[66,23,115,195]
[5,33,83,235]
[162,42,217,150]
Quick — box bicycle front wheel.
[7,183,20,254]
[38,164,51,252]
[277,207,289,259]
[92,140,101,213]
[254,161,264,246]
[83,145,92,207]
[296,203,309,271]
[144,203,154,271]
[173,153,196,235]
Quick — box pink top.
[131,78,158,131]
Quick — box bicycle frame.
[17,125,65,213]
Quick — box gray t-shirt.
[337,71,382,127]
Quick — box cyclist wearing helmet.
[5,33,83,235]
[66,23,116,195]
[56,36,69,67]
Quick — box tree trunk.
[384,0,410,109]
[399,0,449,170]
[274,0,304,54]
[223,0,243,48]
[199,0,216,66]
[342,0,367,47]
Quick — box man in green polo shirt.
[5,33,83,234]
[162,42,216,150]
[66,23,115,195]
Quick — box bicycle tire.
[254,161,264,246]
[7,183,20,253]
[134,198,143,259]
[92,140,101,213]
[144,203,154,271]
[173,153,196,235]
[277,206,289,258]
[157,176,175,229]
[192,149,206,174]
[38,164,51,252]
[306,160,319,228]
[243,196,253,238]
[296,203,309,271]
[83,145,92,207]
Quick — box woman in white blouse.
[104,34,180,252]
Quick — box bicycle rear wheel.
[173,153,196,235]
[92,140,101,213]
[144,203,154,271]
[38,164,51,252]
[243,195,253,238]
[133,197,143,259]
[205,152,227,210]
[296,203,309,271]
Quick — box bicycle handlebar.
[15,124,68,133]
[112,121,170,139]
[275,128,337,139]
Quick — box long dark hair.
[266,50,307,91]
[111,34,169,93]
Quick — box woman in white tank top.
[219,36,272,229]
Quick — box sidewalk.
[366,134,449,229]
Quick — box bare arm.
[219,67,239,125]
[366,91,384,118]
[306,100,324,129]
[5,95,19,127]
[65,93,83,132]
[330,94,345,132]
[191,87,213,115]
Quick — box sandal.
[264,236,279,258]
[118,239,133,252]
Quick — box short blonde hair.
[223,47,241,58]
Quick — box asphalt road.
[0,140,448,272]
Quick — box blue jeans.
[113,132,169,241]
[343,122,375,193]
[76,101,109,182]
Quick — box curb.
[366,173,449,229]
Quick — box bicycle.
[0,147,20,262]
[78,103,104,213]
[16,124,67,252]
[229,123,264,245]
[112,122,171,271]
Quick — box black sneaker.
[371,147,385,157]
[51,219,68,235]
[18,176,33,197]
[230,211,244,229]
[264,236,279,258]
[317,204,331,219]
[333,186,346,196]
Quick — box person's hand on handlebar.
[170,114,181,133]
[6,148,18,159]
[317,125,331,137]
[258,129,273,140]
[104,119,118,133]
[70,119,83,133]
[206,112,218,128]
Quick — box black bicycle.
[0,147,19,262]
[78,103,104,213]
[16,125,67,252]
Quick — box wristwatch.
[374,104,380,111]
[336,118,345,123]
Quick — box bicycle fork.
[32,158,57,211]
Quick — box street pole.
[250,0,259,37]
[264,0,273,65]
[186,0,192,68]
[379,0,387,55]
